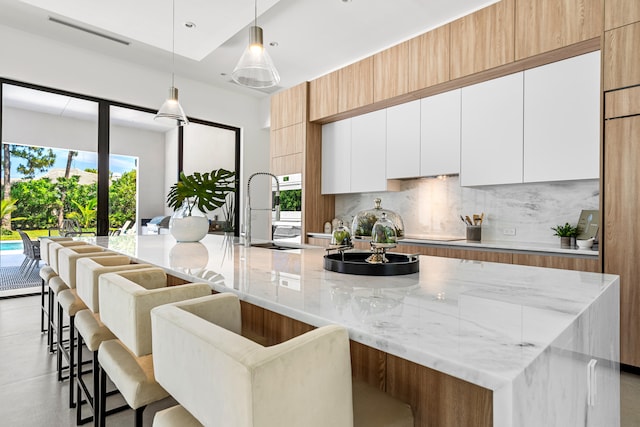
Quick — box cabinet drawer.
[605,86,640,119]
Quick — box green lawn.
[1,229,97,240]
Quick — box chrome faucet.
[245,172,280,247]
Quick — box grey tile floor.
[0,294,177,427]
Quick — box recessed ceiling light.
[269,42,278,47]
[184,21,196,29]
[220,72,227,76]
[341,0,352,3]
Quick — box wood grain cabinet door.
[604,22,640,91]
[515,0,602,60]
[604,114,640,367]
[450,0,515,79]
[309,71,339,122]
[338,58,374,113]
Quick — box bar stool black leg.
[99,367,107,427]
[134,406,146,427]
[69,315,76,408]
[40,278,47,333]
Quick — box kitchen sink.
[250,242,302,251]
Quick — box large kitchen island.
[88,233,620,427]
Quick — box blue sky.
[8,147,137,178]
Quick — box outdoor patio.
[0,249,41,298]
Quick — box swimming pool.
[1,241,23,252]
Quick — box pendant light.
[231,0,280,88]
[155,0,189,126]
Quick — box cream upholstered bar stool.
[151,294,414,427]
[97,268,211,427]
[56,246,119,407]
[46,240,92,352]
[74,256,154,425]
[39,238,82,333]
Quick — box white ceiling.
[0,0,498,98]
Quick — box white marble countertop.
[86,234,615,392]
[308,232,599,257]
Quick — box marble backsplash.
[334,176,599,245]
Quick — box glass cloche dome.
[371,213,397,247]
[351,198,405,240]
[330,221,352,246]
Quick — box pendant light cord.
[171,0,176,87]
[254,0,257,26]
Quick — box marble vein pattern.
[334,176,599,245]
[89,234,619,426]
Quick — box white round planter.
[169,206,209,242]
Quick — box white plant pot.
[169,206,210,242]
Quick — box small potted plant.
[166,169,235,242]
[551,222,580,248]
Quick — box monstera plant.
[166,169,236,242]
[167,169,236,215]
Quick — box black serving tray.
[323,251,419,276]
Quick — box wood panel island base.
[89,234,619,427]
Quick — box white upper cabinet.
[461,72,524,186]
[523,51,601,182]
[386,100,421,179]
[321,112,393,194]
[421,89,461,177]
[321,119,351,194]
[351,109,388,192]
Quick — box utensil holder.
[466,226,481,242]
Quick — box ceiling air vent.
[48,16,130,46]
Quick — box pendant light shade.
[155,86,189,126]
[232,1,280,88]
[155,0,189,126]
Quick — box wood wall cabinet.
[420,89,461,177]
[604,114,640,367]
[523,51,601,182]
[270,85,307,176]
[408,25,450,92]
[309,71,339,122]
[604,22,640,91]
[450,0,515,79]
[338,57,374,113]
[270,83,335,237]
[271,83,306,130]
[460,72,524,186]
[271,154,303,177]
[386,100,420,179]
[605,0,640,30]
[515,0,602,60]
[373,41,409,103]
[605,86,640,119]
[271,123,303,157]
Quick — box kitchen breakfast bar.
[85,234,619,427]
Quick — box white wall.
[3,106,166,229]
[109,124,166,224]
[0,23,271,237]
